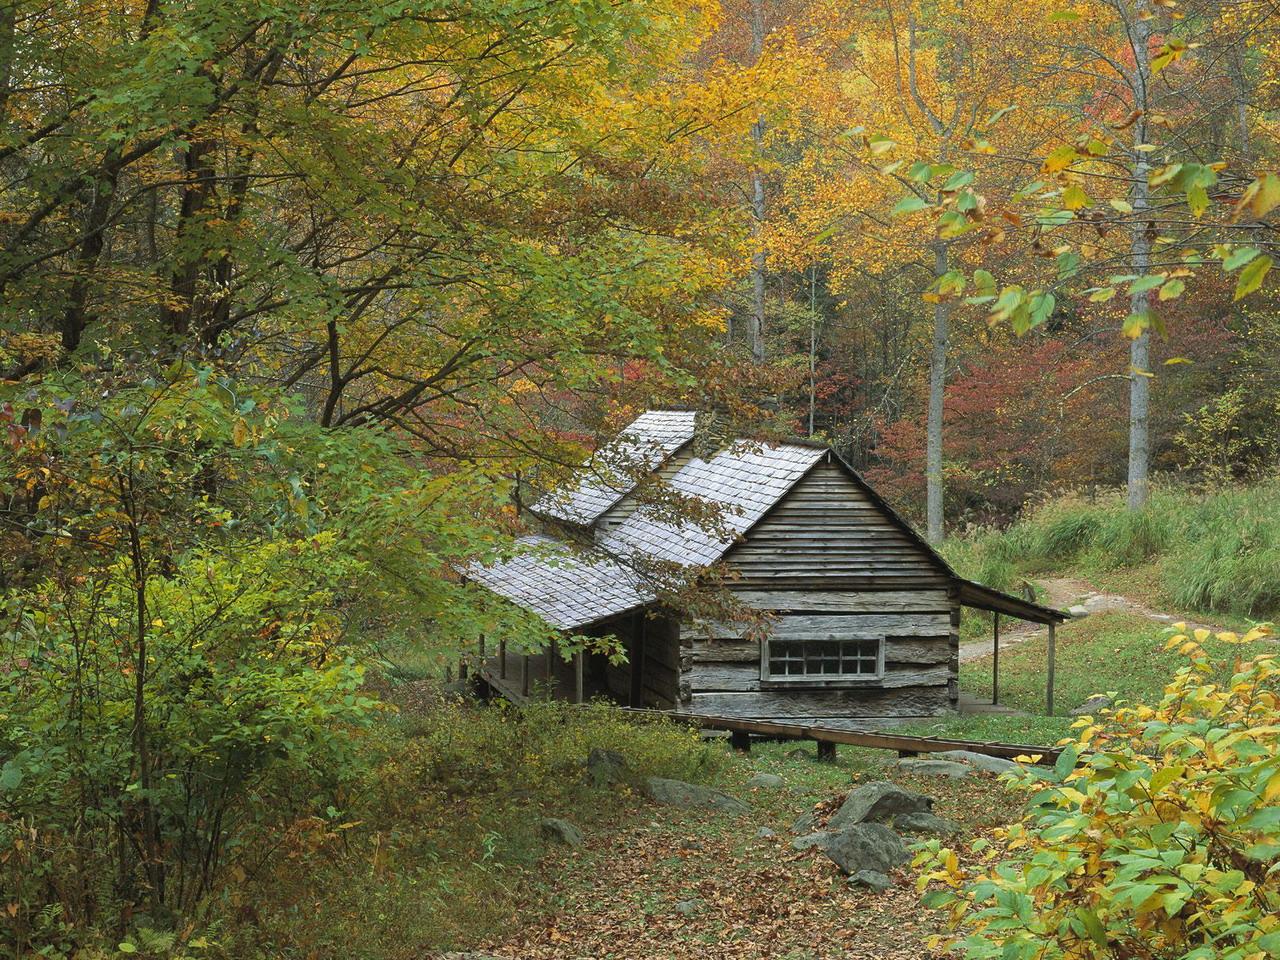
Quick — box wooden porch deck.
[475,640,598,705]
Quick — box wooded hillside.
[1,1,1278,957]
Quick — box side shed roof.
[530,410,697,527]
[467,535,654,631]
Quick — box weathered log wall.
[680,461,960,724]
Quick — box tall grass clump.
[953,480,1280,620]
[941,533,1019,593]
[1161,483,1280,616]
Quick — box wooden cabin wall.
[681,590,957,726]
[681,462,959,727]
[725,462,951,590]
[598,612,680,709]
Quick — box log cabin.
[468,411,1067,729]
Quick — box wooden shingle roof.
[530,410,697,526]
[600,442,825,567]
[467,535,654,630]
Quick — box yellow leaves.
[1232,174,1280,221]
[1061,184,1091,210]
[1151,38,1190,73]
[1234,255,1273,301]
[1042,145,1078,174]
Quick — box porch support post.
[992,613,1000,706]
[499,639,507,678]
[1046,621,1057,717]
[574,650,584,704]
[546,636,556,697]
[522,653,530,699]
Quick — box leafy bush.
[0,365,558,953]
[917,624,1280,960]
[229,698,722,958]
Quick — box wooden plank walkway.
[615,707,1066,766]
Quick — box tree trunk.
[926,242,950,543]
[747,0,766,364]
[1126,0,1153,510]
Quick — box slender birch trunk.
[926,241,951,543]
[1126,0,1153,510]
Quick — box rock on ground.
[814,823,910,876]
[895,758,971,779]
[643,776,750,814]
[755,826,776,839]
[893,812,962,835]
[539,817,584,847]
[848,869,894,893]
[791,831,827,852]
[745,772,784,789]
[1071,694,1114,716]
[827,781,933,830]
[934,750,1023,775]
[791,810,818,834]
[585,747,627,787]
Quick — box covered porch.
[954,579,1071,716]
[474,609,681,710]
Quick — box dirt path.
[958,575,1228,664]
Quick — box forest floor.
[444,744,1021,960]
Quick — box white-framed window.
[761,637,884,682]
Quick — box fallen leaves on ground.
[448,768,1022,960]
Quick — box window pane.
[768,638,880,678]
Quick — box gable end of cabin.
[680,458,960,728]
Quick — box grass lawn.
[902,609,1276,746]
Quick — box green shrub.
[918,626,1280,960]
[230,699,721,958]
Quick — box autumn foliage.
[916,624,1280,960]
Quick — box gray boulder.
[896,758,972,779]
[935,750,1022,775]
[673,899,700,916]
[1068,604,1091,619]
[791,810,818,834]
[586,748,627,787]
[827,781,932,830]
[755,826,776,839]
[791,831,828,851]
[848,869,894,893]
[538,817,584,847]
[893,812,962,835]
[745,772,785,790]
[814,823,910,876]
[1071,694,1114,716]
[643,776,750,814]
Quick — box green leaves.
[1235,255,1274,301]
[919,632,1280,960]
[891,194,931,216]
[1223,246,1261,271]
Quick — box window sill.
[759,677,884,690]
